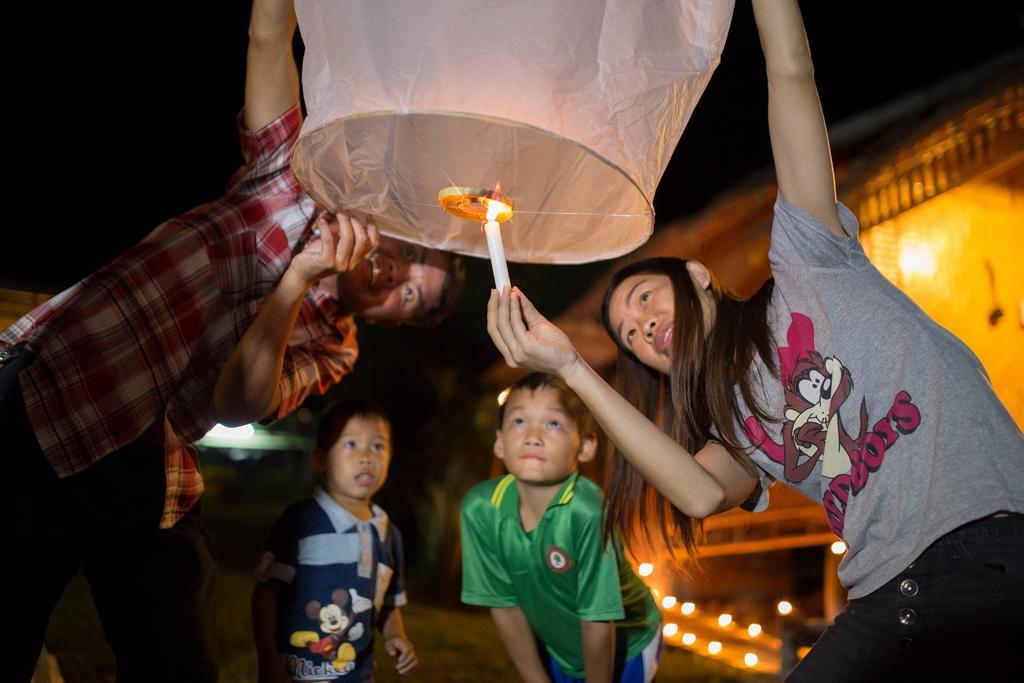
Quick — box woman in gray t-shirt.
[487,0,1023,680]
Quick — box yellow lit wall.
[859,157,1024,426]
[0,289,50,331]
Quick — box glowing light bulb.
[744,652,758,667]
[682,632,697,646]
[661,596,677,609]
[680,602,696,616]
[717,613,732,627]
[637,563,654,577]
[898,242,937,278]
[206,423,254,441]
[747,623,762,637]
[663,623,679,637]
[831,541,847,555]
[777,600,793,616]
[708,641,722,655]
[497,388,510,406]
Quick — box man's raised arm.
[213,213,378,426]
[244,0,300,132]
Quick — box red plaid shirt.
[1,106,358,527]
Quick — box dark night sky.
[4,1,1023,377]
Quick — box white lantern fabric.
[292,0,734,264]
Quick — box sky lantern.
[291,0,735,281]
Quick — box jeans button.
[899,579,919,597]
[898,608,917,625]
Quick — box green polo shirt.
[460,473,660,677]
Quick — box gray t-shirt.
[738,195,1023,599]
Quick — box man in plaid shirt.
[1,1,464,681]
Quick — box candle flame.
[486,197,511,223]
[485,201,500,223]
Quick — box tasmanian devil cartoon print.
[746,312,867,484]
[783,350,867,482]
[744,312,922,538]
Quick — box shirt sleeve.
[769,194,866,270]
[272,318,359,421]
[226,105,304,197]
[384,524,408,607]
[256,504,301,585]
[740,468,774,513]
[574,514,626,622]
[460,494,518,607]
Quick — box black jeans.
[788,514,1024,682]
[2,347,218,683]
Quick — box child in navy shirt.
[253,398,416,682]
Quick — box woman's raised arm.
[753,0,844,236]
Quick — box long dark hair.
[599,257,776,556]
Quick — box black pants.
[2,348,218,683]
[788,514,1024,682]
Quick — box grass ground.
[43,499,767,682]
[45,568,761,682]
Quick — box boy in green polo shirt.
[461,372,662,683]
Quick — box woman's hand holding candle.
[487,287,580,379]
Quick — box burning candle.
[484,200,511,292]
[437,185,515,291]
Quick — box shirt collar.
[314,488,389,539]
[493,471,579,518]
[306,282,357,335]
